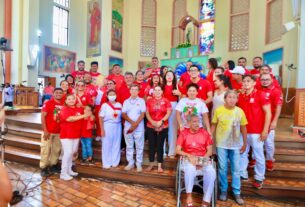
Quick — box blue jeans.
[81,138,93,160]
[217,147,241,195]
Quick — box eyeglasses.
[107,82,114,85]
[260,79,271,82]
[77,84,85,87]
[189,69,198,72]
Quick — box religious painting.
[199,21,215,55]
[87,0,102,57]
[109,56,124,73]
[111,0,124,52]
[43,45,76,73]
[199,0,215,20]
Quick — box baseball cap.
[230,66,245,75]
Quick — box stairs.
[3,113,305,201]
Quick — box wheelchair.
[175,156,217,207]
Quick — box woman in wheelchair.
[176,115,216,207]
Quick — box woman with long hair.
[144,73,161,100]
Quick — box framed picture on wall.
[111,0,124,52]
[43,45,76,73]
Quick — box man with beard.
[250,57,263,77]
[71,60,88,82]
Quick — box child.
[81,105,95,165]
[211,90,248,205]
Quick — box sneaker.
[49,165,61,174]
[234,194,244,205]
[248,159,256,168]
[219,192,227,201]
[124,164,134,171]
[240,176,249,181]
[253,179,263,189]
[88,159,95,166]
[80,159,88,165]
[60,174,73,181]
[266,160,274,171]
[95,136,101,141]
[68,170,79,177]
[40,168,50,177]
[137,166,143,172]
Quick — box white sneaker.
[95,136,101,141]
[124,164,134,171]
[136,166,143,172]
[60,174,73,181]
[68,171,79,177]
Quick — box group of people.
[40,56,283,207]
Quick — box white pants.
[240,134,265,181]
[164,102,178,156]
[60,139,80,176]
[102,122,122,168]
[265,130,275,161]
[124,131,144,167]
[182,161,216,203]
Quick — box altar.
[0,86,39,107]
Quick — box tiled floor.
[5,162,305,207]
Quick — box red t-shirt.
[255,76,282,90]
[68,86,75,94]
[225,72,243,91]
[59,106,83,138]
[41,98,64,133]
[146,97,172,128]
[238,89,270,134]
[250,69,260,76]
[206,70,214,86]
[85,84,98,98]
[117,83,131,104]
[260,85,283,120]
[195,79,212,101]
[81,117,95,138]
[163,84,178,102]
[146,67,161,78]
[134,81,148,98]
[76,94,93,108]
[71,70,88,82]
[107,74,125,90]
[90,71,101,78]
[177,128,213,156]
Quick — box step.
[6,113,42,130]
[274,148,305,163]
[4,146,175,189]
[275,132,305,149]
[4,134,41,151]
[7,124,42,139]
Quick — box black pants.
[147,127,168,163]
[4,102,13,107]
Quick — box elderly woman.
[176,115,216,207]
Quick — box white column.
[296,0,305,88]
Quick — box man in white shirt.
[4,83,14,107]
[122,84,146,172]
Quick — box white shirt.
[122,97,146,132]
[176,97,209,128]
[212,90,225,117]
[95,88,104,105]
[99,102,122,124]
[4,87,14,102]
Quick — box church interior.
[0,0,305,206]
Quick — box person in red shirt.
[250,56,263,77]
[229,66,246,92]
[75,81,93,108]
[60,80,69,101]
[107,64,125,90]
[42,82,54,103]
[185,65,213,104]
[134,70,148,98]
[65,74,75,94]
[90,61,101,85]
[206,58,218,86]
[237,57,251,74]
[176,115,215,207]
[238,75,271,189]
[144,56,161,80]
[71,60,88,82]
[162,71,180,158]
[258,73,283,171]
[178,60,193,92]
[80,105,95,165]
[84,73,98,104]
[144,73,162,100]
[146,86,172,173]
[255,65,281,90]
[117,72,134,104]
[40,88,64,177]
[59,94,90,180]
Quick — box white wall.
[0,0,4,38]
[38,0,87,86]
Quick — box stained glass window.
[140,0,157,57]
[199,0,215,55]
[199,0,215,20]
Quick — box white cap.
[230,66,245,75]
